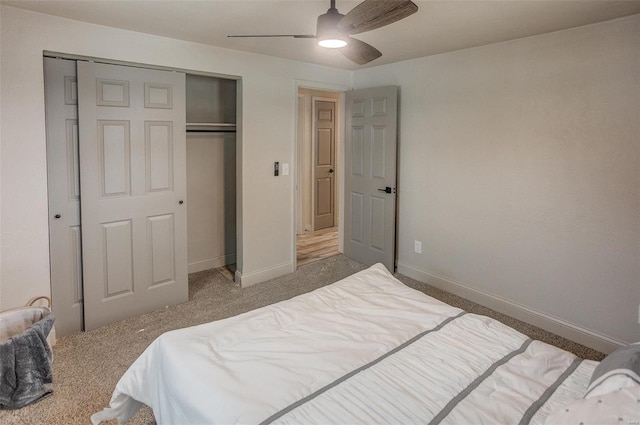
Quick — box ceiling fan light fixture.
[318,37,348,48]
[228,0,418,65]
[316,7,347,49]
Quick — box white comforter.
[92,264,596,425]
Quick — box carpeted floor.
[0,255,604,424]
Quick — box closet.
[45,57,237,336]
[185,75,237,274]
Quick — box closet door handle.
[328,168,334,173]
[378,187,394,194]
[54,214,62,219]
[178,200,184,205]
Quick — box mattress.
[92,263,597,424]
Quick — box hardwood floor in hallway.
[296,227,339,268]
[214,229,339,282]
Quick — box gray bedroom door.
[77,61,188,331]
[344,86,398,272]
[45,57,84,336]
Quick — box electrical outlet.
[414,240,422,254]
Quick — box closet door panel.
[98,120,131,196]
[102,220,134,297]
[148,213,176,286]
[145,121,174,192]
[45,57,84,336]
[78,61,187,331]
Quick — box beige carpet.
[0,255,604,424]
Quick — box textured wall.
[354,15,640,349]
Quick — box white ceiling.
[3,0,640,70]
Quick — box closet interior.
[185,74,237,275]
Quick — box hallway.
[296,227,339,268]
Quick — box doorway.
[295,88,341,268]
[295,84,399,273]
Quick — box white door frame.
[293,80,348,269]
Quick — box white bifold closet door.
[77,61,188,331]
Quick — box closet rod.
[187,129,236,133]
[187,123,236,127]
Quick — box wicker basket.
[0,296,56,409]
[0,297,55,347]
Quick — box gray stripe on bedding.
[518,357,583,425]
[259,311,467,425]
[428,338,534,425]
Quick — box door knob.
[328,168,334,173]
[178,200,184,205]
[54,214,61,219]
[377,187,394,194]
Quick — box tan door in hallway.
[77,61,188,331]
[313,99,336,230]
[344,86,398,271]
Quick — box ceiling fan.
[228,0,418,65]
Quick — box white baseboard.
[236,261,294,288]
[397,261,627,354]
[188,253,237,274]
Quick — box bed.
[91,263,639,425]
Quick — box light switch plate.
[282,163,289,176]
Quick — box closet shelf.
[187,123,236,133]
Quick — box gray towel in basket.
[0,313,55,409]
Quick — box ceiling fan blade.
[338,0,418,35]
[340,37,382,65]
[228,34,316,39]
